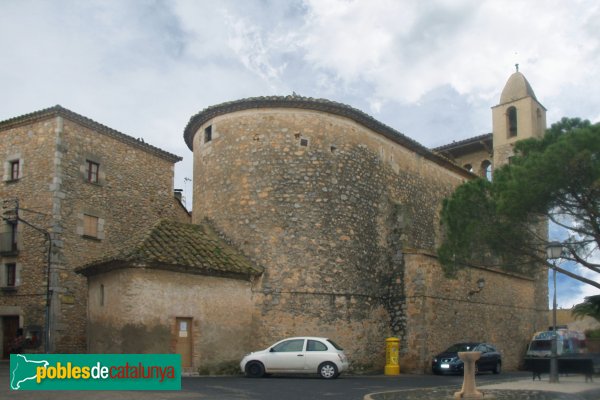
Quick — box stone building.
[177,69,548,373]
[0,106,188,357]
[76,219,262,370]
[3,70,550,374]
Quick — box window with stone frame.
[86,160,100,183]
[5,263,16,287]
[83,214,99,238]
[0,221,18,255]
[10,160,20,181]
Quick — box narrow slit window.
[10,222,17,252]
[507,107,518,137]
[6,263,16,287]
[204,126,212,143]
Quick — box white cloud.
[1,0,599,307]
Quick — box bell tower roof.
[499,71,537,104]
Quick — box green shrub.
[585,329,600,339]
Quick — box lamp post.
[546,241,562,384]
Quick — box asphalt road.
[1,363,530,400]
[180,371,529,400]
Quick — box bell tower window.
[507,106,518,137]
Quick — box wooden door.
[2,316,19,359]
[175,318,192,368]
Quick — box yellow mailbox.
[385,337,400,375]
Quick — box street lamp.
[546,241,562,384]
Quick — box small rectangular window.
[300,138,309,147]
[10,222,17,252]
[83,214,99,238]
[6,263,16,287]
[204,126,212,143]
[10,160,19,180]
[86,160,99,183]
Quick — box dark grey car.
[431,342,502,375]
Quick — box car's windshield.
[445,343,477,352]
[529,340,551,351]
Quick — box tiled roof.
[183,95,472,178]
[75,220,263,280]
[433,133,493,152]
[0,105,182,163]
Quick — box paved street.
[3,360,600,400]
[6,359,593,400]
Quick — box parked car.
[240,337,349,379]
[431,342,501,375]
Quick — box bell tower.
[492,66,547,168]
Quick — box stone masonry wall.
[88,268,254,372]
[191,108,469,370]
[0,119,56,355]
[1,114,182,354]
[53,117,180,352]
[402,253,548,373]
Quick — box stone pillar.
[454,351,484,399]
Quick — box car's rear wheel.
[245,361,265,378]
[318,362,338,379]
[493,361,501,374]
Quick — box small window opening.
[10,222,18,252]
[10,160,20,180]
[83,214,99,238]
[300,138,309,147]
[330,145,337,154]
[204,126,212,143]
[481,160,492,181]
[6,263,16,287]
[86,160,99,183]
[100,284,105,306]
[507,107,518,137]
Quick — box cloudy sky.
[1,0,598,309]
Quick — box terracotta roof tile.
[75,220,262,280]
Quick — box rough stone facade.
[2,71,550,375]
[0,106,185,356]
[87,268,254,372]
[185,93,548,372]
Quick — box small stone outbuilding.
[76,219,262,372]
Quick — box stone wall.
[87,268,254,372]
[0,110,182,354]
[191,107,473,370]
[402,252,548,372]
[0,118,56,354]
[448,149,492,179]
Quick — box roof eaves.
[0,105,182,163]
[433,133,493,152]
[183,96,473,178]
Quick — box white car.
[240,336,349,379]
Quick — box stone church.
[1,71,548,373]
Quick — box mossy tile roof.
[76,220,262,281]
